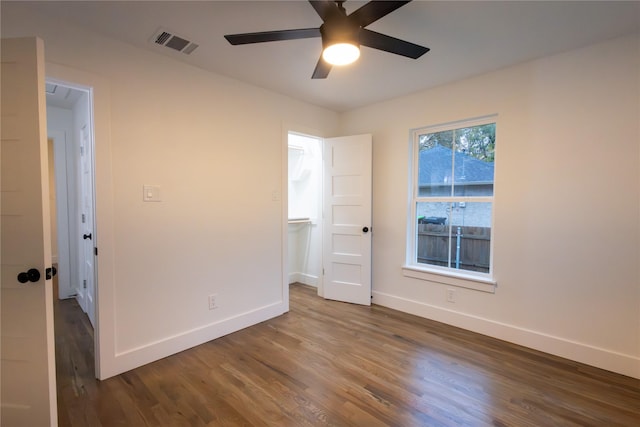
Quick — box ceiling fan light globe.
[322,43,360,66]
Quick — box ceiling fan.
[224,0,430,79]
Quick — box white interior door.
[322,134,372,305]
[79,124,96,327]
[1,37,58,426]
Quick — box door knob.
[83,233,92,240]
[17,268,41,283]
[362,226,369,233]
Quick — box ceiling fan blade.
[225,28,320,45]
[312,56,332,79]
[349,0,412,28]
[308,0,341,22]
[360,29,429,59]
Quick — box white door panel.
[79,124,96,327]
[1,37,57,427]
[323,134,372,305]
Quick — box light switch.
[143,185,161,202]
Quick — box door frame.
[46,76,99,356]
[281,123,328,309]
[48,130,74,299]
[282,127,373,307]
[286,130,325,293]
[45,63,116,380]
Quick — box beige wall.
[339,34,640,378]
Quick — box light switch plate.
[143,185,161,202]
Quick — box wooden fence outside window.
[417,224,490,273]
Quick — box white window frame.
[403,115,498,293]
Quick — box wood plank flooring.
[55,283,640,426]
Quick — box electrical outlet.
[446,288,456,303]
[208,294,218,310]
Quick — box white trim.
[281,124,290,313]
[414,114,498,135]
[282,123,326,299]
[108,301,287,378]
[402,265,496,292]
[288,272,318,287]
[45,62,114,380]
[373,291,640,379]
[415,196,493,204]
[406,115,498,282]
[47,129,73,299]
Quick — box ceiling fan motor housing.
[320,17,361,49]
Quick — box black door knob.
[363,226,369,233]
[17,268,41,283]
[83,233,92,240]
[46,266,57,280]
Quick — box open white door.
[323,134,372,305]
[79,124,96,327]
[1,37,58,426]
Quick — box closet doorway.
[287,132,324,294]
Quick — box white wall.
[339,34,640,378]
[2,2,339,378]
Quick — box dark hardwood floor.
[55,283,640,426]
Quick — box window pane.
[450,201,492,228]
[418,124,495,197]
[418,129,454,150]
[416,202,451,268]
[450,202,492,273]
[453,124,495,196]
[417,139,453,197]
[417,202,492,273]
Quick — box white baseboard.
[288,272,318,287]
[288,272,300,284]
[104,301,287,378]
[373,291,640,379]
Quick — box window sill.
[402,265,496,293]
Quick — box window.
[407,116,496,282]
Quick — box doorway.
[284,130,374,307]
[46,80,97,337]
[287,132,324,295]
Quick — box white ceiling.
[45,82,84,109]
[26,1,640,112]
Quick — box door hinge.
[94,247,98,256]
[82,213,86,223]
[80,145,85,156]
[83,279,87,289]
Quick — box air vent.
[151,28,199,55]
